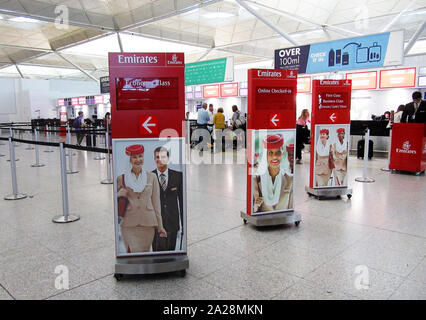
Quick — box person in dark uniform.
[402,91,426,123]
[152,146,184,252]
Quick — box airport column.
[241,69,301,227]
[305,79,353,199]
[109,52,188,279]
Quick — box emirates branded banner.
[389,123,426,173]
[246,69,297,216]
[309,80,352,189]
[275,30,403,74]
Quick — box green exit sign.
[185,57,233,85]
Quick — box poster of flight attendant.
[313,124,350,188]
[112,138,186,257]
[251,129,295,215]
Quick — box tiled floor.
[0,130,425,300]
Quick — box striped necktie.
[160,173,167,191]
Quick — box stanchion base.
[240,211,301,227]
[7,159,19,162]
[25,147,34,150]
[4,193,27,200]
[94,156,105,160]
[381,167,391,172]
[52,214,80,223]
[67,170,79,174]
[0,154,4,157]
[101,179,113,184]
[355,177,375,183]
[65,153,76,156]
[31,164,45,167]
[115,255,189,277]
[44,150,54,153]
[305,186,352,200]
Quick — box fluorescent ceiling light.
[9,16,45,23]
[202,12,235,19]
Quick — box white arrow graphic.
[271,114,279,127]
[330,113,336,123]
[142,116,156,133]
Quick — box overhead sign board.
[297,76,311,93]
[346,71,377,90]
[275,30,404,74]
[379,68,416,89]
[185,57,234,85]
[100,76,110,94]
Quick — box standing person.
[230,105,245,149]
[315,129,333,187]
[213,107,226,152]
[401,91,426,123]
[393,105,405,124]
[207,104,214,149]
[332,128,348,186]
[117,144,167,253]
[73,111,85,146]
[196,103,210,149]
[296,109,310,164]
[253,134,293,213]
[152,147,184,252]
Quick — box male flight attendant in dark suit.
[402,91,426,123]
[152,147,184,252]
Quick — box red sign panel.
[346,71,377,90]
[380,68,416,89]
[297,76,311,93]
[220,83,238,97]
[203,84,219,98]
[78,96,86,105]
[94,95,104,104]
[309,79,352,188]
[57,99,65,106]
[109,52,185,139]
[389,123,426,173]
[115,77,179,110]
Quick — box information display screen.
[115,77,179,110]
[379,68,416,88]
[255,87,295,110]
[346,71,377,90]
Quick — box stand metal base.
[7,159,19,162]
[25,147,34,150]
[305,186,352,199]
[67,170,79,174]
[52,214,80,223]
[94,155,105,160]
[355,177,375,183]
[381,167,391,172]
[4,193,27,200]
[101,179,113,184]
[31,164,45,167]
[240,211,301,227]
[44,150,54,153]
[115,254,189,278]
[66,153,76,156]
[0,154,4,157]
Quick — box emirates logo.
[168,54,182,65]
[402,141,411,151]
[172,54,177,62]
[396,140,416,154]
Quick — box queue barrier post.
[25,129,35,150]
[94,126,105,160]
[44,124,54,153]
[355,128,375,183]
[31,129,45,168]
[65,124,75,157]
[6,128,19,162]
[52,143,80,223]
[381,128,392,172]
[66,139,79,175]
[101,119,113,184]
[4,138,27,200]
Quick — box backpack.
[235,112,246,129]
[72,118,80,129]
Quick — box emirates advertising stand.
[305,79,353,199]
[241,69,301,227]
[109,52,188,279]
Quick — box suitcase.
[86,133,92,147]
[357,139,373,159]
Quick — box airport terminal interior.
[0,0,425,301]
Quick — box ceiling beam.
[117,32,124,52]
[235,0,299,46]
[120,0,223,32]
[55,51,98,82]
[15,64,24,78]
[381,0,415,32]
[404,19,426,55]
[196,47,215,61]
